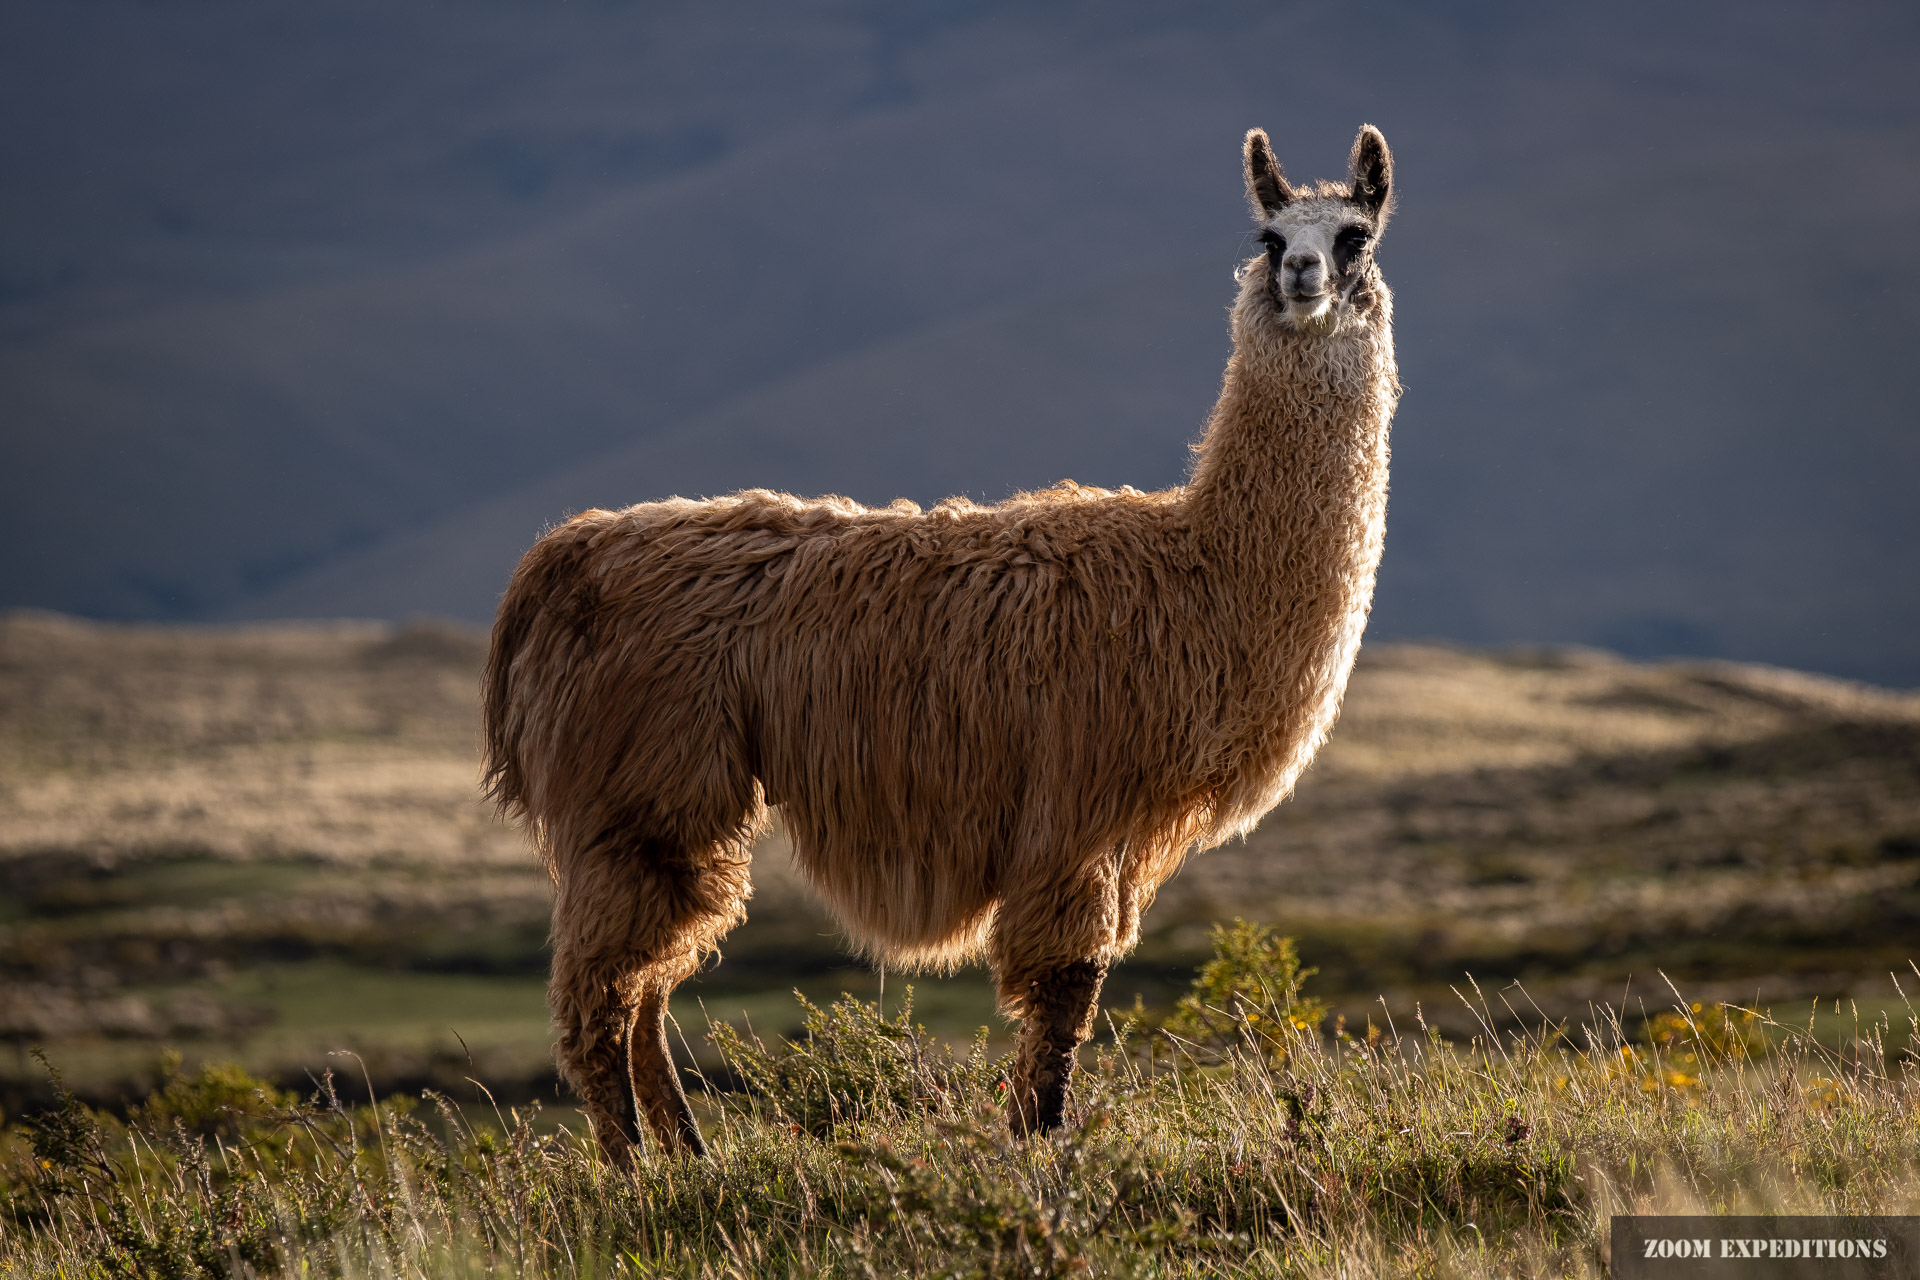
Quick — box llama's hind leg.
[548,930,647,1161]
[549,839,748,1160]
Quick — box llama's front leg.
[1009,957,1108,1136]
[628,981,708,1157]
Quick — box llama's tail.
[480,510,611,822]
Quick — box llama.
[483,125,1401,1159]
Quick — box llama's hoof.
[1008,1077,1069,1137]
[1009,1108,1066,1139]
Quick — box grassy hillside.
[2,611,1917,1120]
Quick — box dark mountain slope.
[3,1,1917,681]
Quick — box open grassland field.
[2,611,1918,1115]
[4,933,1920,1277]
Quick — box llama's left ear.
[1349,125,1393,229]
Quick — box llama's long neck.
[1180,273,1399,837]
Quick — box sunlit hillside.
[3,611,1916,1114]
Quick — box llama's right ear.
[1244,128,1293,217]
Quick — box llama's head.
[1240,125,1393,331]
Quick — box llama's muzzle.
[1282,251,1327,299]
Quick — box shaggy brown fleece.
[484,125,1402,1158]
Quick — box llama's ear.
[1349,124,1393,228]
[1244,128,1293,217]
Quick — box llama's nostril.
[1284,254,1322,274]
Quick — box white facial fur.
[1253,199,1375,328]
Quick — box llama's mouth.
[1281,290,1334,321]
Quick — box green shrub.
[129,1052,300,1142]
[1154,918,1330,1064]
[709,988,1003,1136]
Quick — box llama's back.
[484,485,1219,932]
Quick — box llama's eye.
[1332,227,1371,270]
[1260,231,1285,254]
